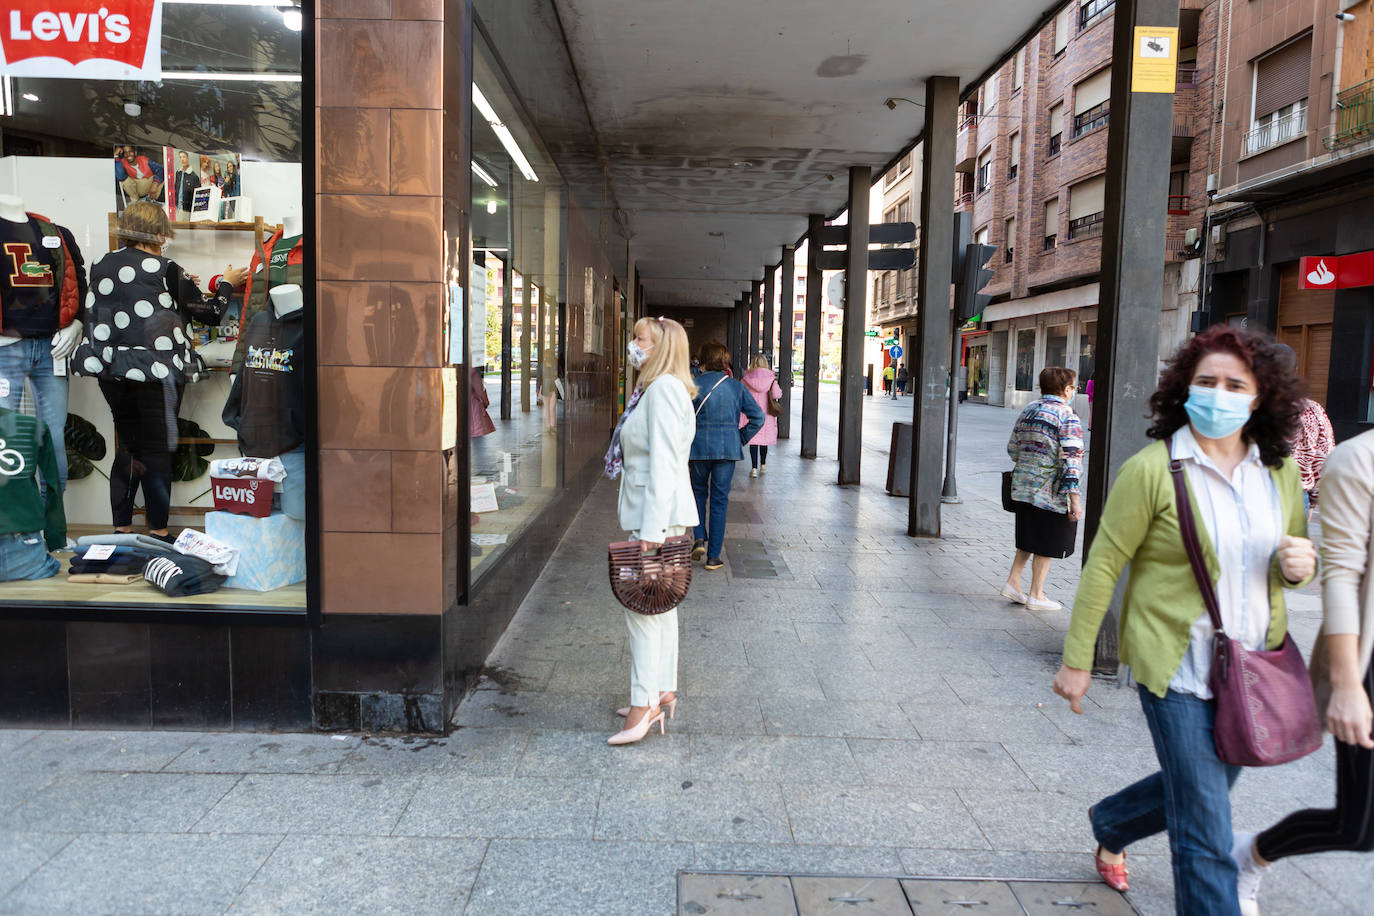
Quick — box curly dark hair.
[1146,325,1302,468]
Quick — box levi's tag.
[42,236,61,249]
[84,545,116,561]
[52,356,66,377]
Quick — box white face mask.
[627,339,651,369]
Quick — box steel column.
[838,165,871,486]
[763,263,776,366]
[908,76,959,536]
[749,279,761,358]
[1084,0,1180,670]
[777,245,796,439]
[801,218,823,459]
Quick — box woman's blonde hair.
[117,201,174,246]
[749,354,771,370]
[635,317,697,398]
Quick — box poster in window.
[113,144,166,212]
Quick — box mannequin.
[234,216,304,373]
[0,193,87,492]
[281,214,303,237]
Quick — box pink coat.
[740,368,782,446]
[469,368,496,437]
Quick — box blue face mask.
[1184,385,1255,439]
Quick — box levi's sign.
[1,1,162,80]
[1298,251,1374,290]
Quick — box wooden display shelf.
[107,212,279,251]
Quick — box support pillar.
[732,295,746,372]
[749,280,761,358]
[909,76,959,535]
[838,166,871,486]
[763,263,776,366]
[801,219,823,459]
[778,245,796,439]
[1084,0,1179,670]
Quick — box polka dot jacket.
[73,247,232,385]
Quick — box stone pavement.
[0,390,1367,915]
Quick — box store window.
[468,31,565,586]
[1046,326,1069,369]
[1,3,307,612]
[1078,321,1097,384]
[1015,328,1036,391]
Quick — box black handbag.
[1001,470,1016,512]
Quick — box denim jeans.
[278,446,306,521]
[689,459,735,559]
[0,532,59,581]
[1092,687,1242,916]
[0,337,68,491]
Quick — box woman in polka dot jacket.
[72,202,248,539]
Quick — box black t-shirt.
[0,217,86,337]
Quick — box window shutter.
[1010,132,1021,160]
[978,148,992,172]
[1075,68,1112,114]
[1254,35,1312,118]
[1005,216,1016,245]
[975,226,990,246]
[1069,175,1106,219]
[1013,48,1024,88]
[1054,10,1070,53]
[1048,102,1064,136]
[1045,199,1059,236]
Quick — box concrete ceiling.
[531,0,1064,308]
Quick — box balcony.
[1177,65,1199,89]
[956,190,974,208]
[1173,115,1193,138]
[1168,194,1190,215]
[1073,101,1110,138]
[1067,211,1104,240]
[1079,0,1115,30]
[1325,78,1374,150]
[1243,106,1306,156]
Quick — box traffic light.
[954,243,997,323]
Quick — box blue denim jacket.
[690,371,765,461]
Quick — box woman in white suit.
[604,316,699,745]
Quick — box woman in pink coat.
[469,367,496,437]
[740,355,782,478]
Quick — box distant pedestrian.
[1085,374,1094,430]
[741,355,781,477]
[882,363,895,395]
[604,317,699,746]
[1001,366,1083,612]
[896,364,909,396]
[688,342,764,570]
[1275,343,1334,518]
[1052,326,1315,913]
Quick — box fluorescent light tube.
[161,72,301,82]
[471,161,498,188]
[472,83,538,182]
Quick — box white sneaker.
[749,468,758,478]
[1232,831,1266,916]
[1025,596,1064,612]
[999,584,1027,604]
[760,464,767,474]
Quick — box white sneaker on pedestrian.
[1025,596,1064,612]
[1232,831,1266,916]
[760,464,767,475]
[749,468,759,478]
[999,584,1027,604]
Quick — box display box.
[211,475,274,517]
[205,510,305,591]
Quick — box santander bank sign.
[1,1,162,80]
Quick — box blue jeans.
[689,459,735,560]
[278,446,306,521]
[0,532,59,581]
[0,338,68,491]
[1092,687,1242,916]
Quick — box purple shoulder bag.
[1166,437,1323,766]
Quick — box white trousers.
[624,525,684,706]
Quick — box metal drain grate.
[721,538,792,580]
[678,873,1139,915]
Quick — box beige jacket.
[1310,428,1374,715]
[616,375,699,543]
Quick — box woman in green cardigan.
[1052,326,1317,914]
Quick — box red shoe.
[1094,845,1129,892]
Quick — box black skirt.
[1013,500,1078,559]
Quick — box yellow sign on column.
[1131,26,1179,93]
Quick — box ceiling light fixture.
[281,8,303,30]
[0,76,12,118]
[487,200,499,215]
[21,92,38,103]
[471,161,499,188]
[160,71,301,82]
[731,160,753,168]
[472,84,538,182]
[124,100,142,116]
[884,96,925,110]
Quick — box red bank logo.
[1,1,161,79]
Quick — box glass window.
[0,4,307,612]
[1046,326,1068,369]
[1079,321,1097,383]
[1015,328,1036,391]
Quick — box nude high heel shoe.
[617,693,676,719]
[607,703,666,745]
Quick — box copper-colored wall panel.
[318,20,443,110]
[392,0,442,21]
[390,450,444,533]
[319,450,392,532]
[318,281,392,366]
[322,533,444,613]
[319,0,392,19]
[389,282,443,367]
[320,108,389,195]
[318,366,444,451]
[391,109,443,197]
[318,195,443,283]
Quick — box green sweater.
[1063,438,1312,697]
[0,407,66,551]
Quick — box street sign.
[889,345,903,359]
[817,247,916,271]
[814,221,917,247]
[864,329,879,337]
[826,273,845,307]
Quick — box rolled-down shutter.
[1069,175,1106,219]
[1045,199,1060,236]
[1254,34,1312,118]
[1075,68,1112,114]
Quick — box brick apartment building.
[1206,0,1374,440]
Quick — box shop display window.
[0,3,309,614]
[1014,328,1036,391]
[1078,321,1097,386]
[1045,325,1068,371]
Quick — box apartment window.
[1044,198,1059,250]
[1048,102,1064,156]
[1246,35,1312,155]
[896,196,912,224]
[883,205,898,224]
[976,148,993,194]
[981,74,998,114]
[884,152,913,187]
[1073,68,1112,137]
[1168,170,1190,214]
[1012,48,1025,91]
[1054,8,1071,57]
[975,226,990,246]
[959,99,978,131]
[1008,132,1021,180]
[1005,216,1016,262]
[1068,175,1106,240]
[1079,0,1115,31]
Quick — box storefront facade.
[0,1,628,733]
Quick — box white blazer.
[617,375,700,542]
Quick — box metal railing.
[1009,162,1018,180]
[1325,78,1374,150]
[1048,134,1062,156]
[956,190,974,208]
[1043,234,1057,251]
[1168,194,1191,214]
[1068,211,1104,240]
[1243,106,1307,156]
[1073,101,1110,138]
[1079,0,1115,29]
[1177,65,1199,89]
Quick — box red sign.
[1,1,161,80]
[1298,250,1374,290]
[211,476,273,518]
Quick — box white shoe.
[999,584,1027,604]
[760,464,767,474]
[1232,831,1266,916]
[749,468,758,478]
[1025,596,1064,612]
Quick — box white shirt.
[1168,424,1283,699]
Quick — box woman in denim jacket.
[688,342,765,570]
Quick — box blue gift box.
[205,510,305,591]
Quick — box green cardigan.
[1062,439,1313,697]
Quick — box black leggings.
[750,445,768,468]
[100,379,184,530]
[1255,660,1374,862]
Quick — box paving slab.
[1,772,239,834]
[781,784,989,850]
[688,734,863,785]
[595,778,792,845]
[848,738,1037,791]
[190,773,420,836]
[164,733,355,775]
[0,833,71,899]
[393,775,599,840]
[335,728,530,777]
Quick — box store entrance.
[965,341,989,402]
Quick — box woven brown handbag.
[608,534,693,615]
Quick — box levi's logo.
[1,1,156,73]
[214,481,260,504]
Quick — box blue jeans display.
[1092,687,1242,916]
[689,458,735,559]
[0,337,68,490]
[278,446,306,521]
[0,532,59,581]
